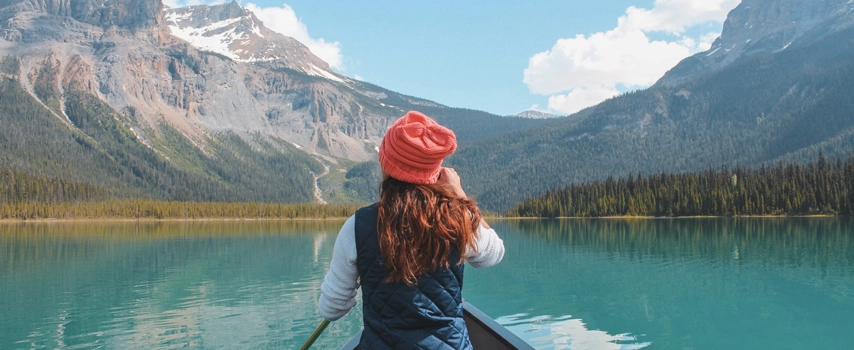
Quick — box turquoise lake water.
[1,218,852,349]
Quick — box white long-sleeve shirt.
[317,215,505,321]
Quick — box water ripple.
[495,313,651,350]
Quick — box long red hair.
[377,177,482,285]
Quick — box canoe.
[340,301,534,350]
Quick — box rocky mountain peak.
[164,1,341,80]
[165,0,249,28]
[657,0,854,87]
[1,0,168,43]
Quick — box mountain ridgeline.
[449,0,854,212]
[0,0,547,206]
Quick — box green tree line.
[508,154,854,217]
[1,165,111,204]
[1,158,360,220]
[0,200,361,220]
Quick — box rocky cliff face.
[1,0,168,43]
[0,0,162,28]
[657,0,854,86]
[0,0,422,163]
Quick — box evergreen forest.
[0,199,360,220]
[0,161,359,219]
[508,154,854,217]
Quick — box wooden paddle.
[300,319,331,350]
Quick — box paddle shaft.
[300,319,331,350]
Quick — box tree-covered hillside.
[448,26,854,212]
[0,73,322,203]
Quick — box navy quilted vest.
[355,204,472,350]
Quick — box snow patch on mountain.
[513,110,563,119]
[164,2,349,85]
[166,14,246,61]
[308,63,345,83]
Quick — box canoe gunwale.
[338,302,533,350]
[462,302,533,350]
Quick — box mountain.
[513,110,563,119]
[447,0,854,212]
[657,0,854,86]
[0,0,547,204]
[164,1,339,79]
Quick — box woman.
[318,111,505,349]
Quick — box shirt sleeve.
[466,222,505,268]
[318,215,360,321]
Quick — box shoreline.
[0,217,351,224]
[1,214,840,223]
[491,214,840,219]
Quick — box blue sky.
[164,0,741,116]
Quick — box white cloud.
[699,32,721,50]
[525,0,740,115]
[621,0,740,34]
[245,3,344,70]
[525,30,693,96]
[548,87,620,116]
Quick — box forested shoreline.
[5,150,854,220]
[1,160,360,220]
[508,154,854,218]
[0,200,361,220]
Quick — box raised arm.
[436,167,505,267]
[467,221,505,267]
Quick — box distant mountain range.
[447,0,854,211]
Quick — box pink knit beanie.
[378,111,457,185]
